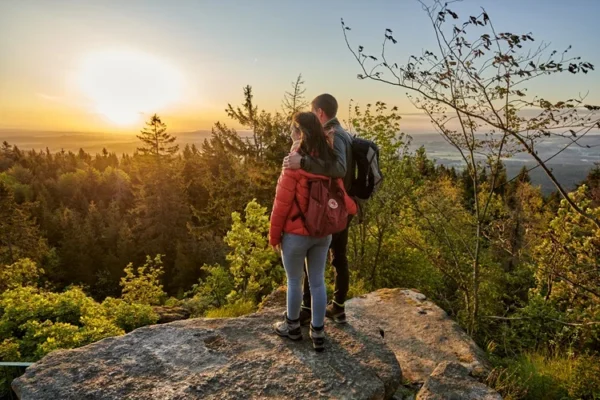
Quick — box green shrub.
[488,352,600,400]
[0,258,43,291]
[204,300,255,318]
[0,286,125,361]
[225,200,282,303]
[0,338,20,360]
[347,273,369,299]
[186,263,234,308]
[120,255,167,306]
[181,296,213,318]
[21,320,82,359]
[101,297,158,332]
[164,297,182,307]
[0,286,56,336]
[565,354,600,399]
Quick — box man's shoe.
[299,307,311,326]
[325,302,347,324]
[273,313,302,341]
[310,324,325,352]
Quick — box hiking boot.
[299,306,311,326]
[310,324,325,352]
[325,302,347,324]
[273,312,302,341]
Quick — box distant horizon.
[3,128,600,137]
[2,129,597,197]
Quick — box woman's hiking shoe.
[273,313,302,341]
[299,307,311,326]
[310,325,325,352]
[325,303,347,324]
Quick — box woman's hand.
[272,243,281,253]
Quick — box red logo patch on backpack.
[300,179,348,237]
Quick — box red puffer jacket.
[269,168,357,246]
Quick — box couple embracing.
[269,94,356,352]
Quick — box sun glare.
[78,49,183,126]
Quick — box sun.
[78,49,183,126]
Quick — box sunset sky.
[1,0,599,134]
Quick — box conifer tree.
[516,166,532,185]
[136,114,179,160]
[0,182,47,264]
[131,115,190,291]
[282,74,308,120]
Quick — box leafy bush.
[347,273,369,299]
[529,187,600,351]
[164,297,182,307]
[0,338,20,361]
[186,263,234,310]
[21,320,83,359]
[0,286,124,361]
[225,200,282,303]
[0,258,42,291]
[101,297,158,332]
[120,255,167,305]
[181,296,213,318]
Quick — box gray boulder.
[347,289,491,384]
[13,306,401,399]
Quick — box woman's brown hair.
[292,112,336,167]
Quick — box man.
[283,93,354,324]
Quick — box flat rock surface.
[13,306,401,400]
[346,289,491,384]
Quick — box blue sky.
[1,0,599,133]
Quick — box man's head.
[311,94,338,125]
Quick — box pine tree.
[131,166,190,290]
[517,166,532,185]
[0,141,15,171]
[585,163,600,206]
[0,182,47,264]
[226,86,290,165]
[493,162,508,197]
[132,117,190,291]
[136,114,179,160]
[282,74,308,120]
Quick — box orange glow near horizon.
[77,49,184,127]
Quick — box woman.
[269,112,357,352]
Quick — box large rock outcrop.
[13,288,500,399]
[347,289,490,383]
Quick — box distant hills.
[2,130,598,195]
[409,133,600,194]
[0,129,241,155]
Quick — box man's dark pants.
[302,219,351,309]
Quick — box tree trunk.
[471,224,481,335]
